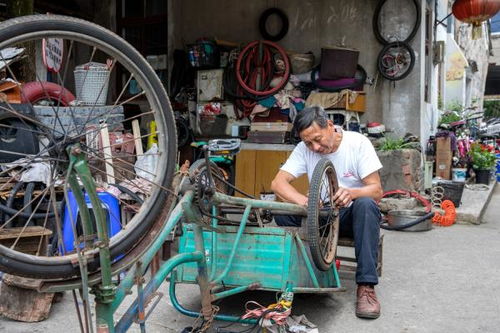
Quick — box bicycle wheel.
[377,41,415,81]
[372,0,421,45]
[306,158,339,271]
[0,15,176,279]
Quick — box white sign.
[42,38,63,73]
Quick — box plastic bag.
[134,143,158,181]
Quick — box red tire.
[236,40,290,96]
[21,81,75,106]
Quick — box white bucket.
[452,168,466,182]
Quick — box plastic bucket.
[451,168,466,182]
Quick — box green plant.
[438,111,461,125]
[483,100,500,119]
[468,143,496,170]
[446,100,464,112]
[378,137,414,151]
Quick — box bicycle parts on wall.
[0,15,177,279]
[227,40,290,118]
[373,0,420,81]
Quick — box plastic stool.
[61,190,121,253]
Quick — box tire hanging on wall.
[376,41,415,81]
[259,8,289,42]
[372,0,421,45]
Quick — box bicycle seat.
[208,138,241,155]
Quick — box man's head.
[294,106,337,154]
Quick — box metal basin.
[387,210,432,232]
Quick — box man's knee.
[352,197,379,213]
[351,197,381,229]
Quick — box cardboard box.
[435,137,452,179]
[436,137,451,154]
[330,91,366,112]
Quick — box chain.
[191,305,220,333]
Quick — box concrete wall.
[491,35,500,65]
[169,0,425,137]
[455,22,490,111]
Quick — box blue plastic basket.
[61,190,121,253]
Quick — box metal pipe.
[211,283,261,301]
[112,191,193,311]
[114,252,204,333]
[212,192,307,216]
[211,205,251,284]
[209,205,218,281]
[295,235,320,288]
[169,271,257,324]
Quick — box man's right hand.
[297,195,309,207]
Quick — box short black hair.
[294,106,329,134]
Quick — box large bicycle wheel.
[0,15,176,279]
[372,0,421,45]
[306,158,339,271]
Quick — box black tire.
[377,41,415,81]
[372,0,421,45]
[259,8,289,42]
[0,15,176,279]
[306,158,340,271]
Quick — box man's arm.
[271,170,309,206]
[332,171,383,207]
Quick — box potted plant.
[468,143,496,185]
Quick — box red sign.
[42,38,63,73]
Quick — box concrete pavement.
[1,184,499,332]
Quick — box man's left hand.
[332,187,352,208]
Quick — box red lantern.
[452,0,500,39]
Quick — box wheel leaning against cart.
[0,14,177,280]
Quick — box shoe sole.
[356,311,380,319]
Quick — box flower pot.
[475,169,490,185]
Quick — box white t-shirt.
[281,129,383,188]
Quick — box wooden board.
[0,276,55,322]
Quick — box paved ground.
[1,184,499,332]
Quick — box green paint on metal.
[212,205,251,284]
[112,192,193,311]
[295,235,320,288]
[170,271,258,324]
[212,192,307,215]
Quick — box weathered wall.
[377,149,423,191]
[169,0,425,137]
[455,22,490,111]
[490,35,500,65]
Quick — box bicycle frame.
[64,145,343,332]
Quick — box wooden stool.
[336,234,384,277]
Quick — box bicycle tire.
[306,158,340,271]
[0,15,176,279]
[259,8,289,42]
[372,0,421,45]
[377,41,415,81]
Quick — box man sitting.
[271,106,383,319]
